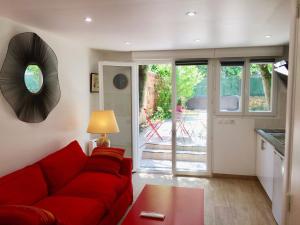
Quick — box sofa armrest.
[119,157,133,177]
[0,205,57,225]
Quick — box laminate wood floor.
[129,173,277,225]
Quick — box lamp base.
[97,134,110,147]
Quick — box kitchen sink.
[269,133,285,145]
[259,129,285,134]
[256,128,285,156]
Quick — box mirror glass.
[24,65,43,93]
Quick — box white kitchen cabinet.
[256,134,274,201]
[272,151,284,225]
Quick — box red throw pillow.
[85,147,125,175]
[91,147,125,160]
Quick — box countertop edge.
[255,129,285,157]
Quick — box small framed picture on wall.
[90,73,99,93]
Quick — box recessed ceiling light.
[194,39,201,43]
[265,35,272,38]
[186,11,197,17]
[125,41,131,45]
[85,17,92,23]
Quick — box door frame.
[98,61,138,171]
[172,59,213,177]
[134,59,213,176]
[285,0,300,224]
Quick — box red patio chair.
[175,112,191,138]
[144,108,163,141]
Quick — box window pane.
[249,63,273,112]
[220,65,243,112]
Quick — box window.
[219,61,244,112]
[249,60,274,112]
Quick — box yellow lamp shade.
[87,110,120,134]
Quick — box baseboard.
[212,173,257,180]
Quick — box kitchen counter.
[255,129,285,157]
[256,129,285,225]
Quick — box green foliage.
[249,63,273,110]
[250,63,272,76]
[149,64,172,120]
[176,65,207,104]
[222,65,243,78]
[249,96,270,111]
[250,63,272,87]
[148,64,207,120]
[220,64,273,98]
[142,63,273,119]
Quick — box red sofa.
[0,141,133,225]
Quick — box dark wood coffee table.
[121,185,204,225]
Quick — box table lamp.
[87,110,120,147]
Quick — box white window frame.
[244,59,277,117]
[215,59,245,116]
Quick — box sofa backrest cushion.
[39,140,88,193]
[0,164,48,205]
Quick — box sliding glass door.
[174,61,209,175]
[137,61,210,175]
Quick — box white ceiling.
[0,0,290,51]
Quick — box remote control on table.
[140,211,165,220]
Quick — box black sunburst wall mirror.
[0,32,61,123]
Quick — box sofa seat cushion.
[39,141,88,193]
[55,172,129,208]
[0,164,48,205]
[35,196,105,225]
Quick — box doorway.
[98,62,137,164]
[137,61,210,175]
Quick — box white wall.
[89,49,103,113]
[0,18,91,176]
[213,118,256,175]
